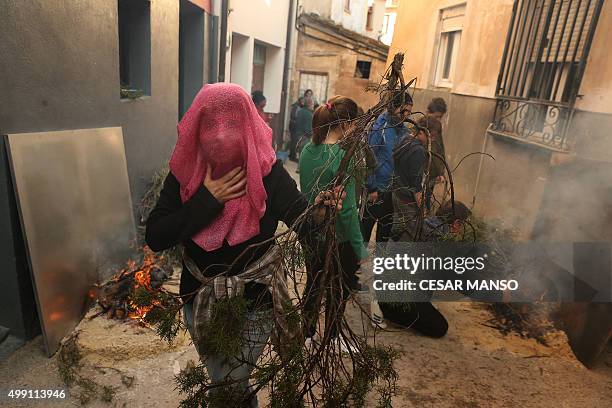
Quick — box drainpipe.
[472,125,491,209]
[218,0,229,82]
[277,0,296,150]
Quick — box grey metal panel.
[5,127,136,356]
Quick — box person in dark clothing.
[379,201,472,338]
[147,162,306,305]
[418,97,448,212]
[146,83,343,407]
[252,90,271,125]
[293,97,315,161]
[361,91,413,245]
[390,126,428,242]
[288,96,305,161]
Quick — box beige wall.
[408,88,550,238]
[452,0,513,97]
[576,0,612,114]
[390,0,612,108]
[290,27,388,110]
[386,0,612,239]
[388,0,513,98]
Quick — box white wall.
[379,11,396,45]
[330,0,369,34]
[263,45,284,112]
[301,0,378,36]
[229,33,252,90]
[365,0,388,40]
[224,0,290,113]
[301,0,332,18]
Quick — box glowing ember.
[128,303,155,320]
[134,270,151,288]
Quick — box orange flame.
[127,246,161,321]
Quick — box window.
[252,43,267,93]
[355,61,372,79]
[385,0,400,7]
[433,5,464,88]
[118,0,151,99]
[299,72,328,106]
[440,31,459,80]
[366,6,374,30]
[490,0,604,151]
[345,0,351,13]
[497,0,601,103]
[380,12,397,45]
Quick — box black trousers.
[424,181,435,212]
[361,191,394,243]
[303,242,359,338]
[379,301,449,338]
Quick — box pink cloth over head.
[169,83,276,251]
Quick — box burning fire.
[128,247,160,321]
[96,246,169,323]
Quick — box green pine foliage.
[57,332,123,405]
[199,296,249,358]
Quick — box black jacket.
[145,160,309,302]
[392,136,426,202]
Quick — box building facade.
[389,0,612,365]
[289,0,390,114]
[0,0,216,341]
[219,0,293,148]
[389,0,612,242]
[222,0,291,114]
[380,0,400,45]
[364,0,390,42]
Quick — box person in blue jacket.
[361,91,413,244]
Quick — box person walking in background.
[303,89,314,105]
[299,96,368,352]
[288,96,305,161]
[361,91,414,245]
[252,90,271,125]
[293,97,315,162]
[418,97,447,212]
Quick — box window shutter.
[440,5,466,32]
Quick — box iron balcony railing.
[490,0,603,151]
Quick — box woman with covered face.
[145,83,342,407]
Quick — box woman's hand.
[312,186,346,224]
[203,164,246,204]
